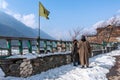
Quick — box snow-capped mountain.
[85,15,120,35]
[0,11,54,40]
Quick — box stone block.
[9,64,19,72]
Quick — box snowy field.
[0,50,120,80]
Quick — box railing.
[0,36,111,58]
[0,36,72,56]
[90,42,102,51]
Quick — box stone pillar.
[20,59,33,77]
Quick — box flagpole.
[38,2,40,37]
[37,2,40,54]
[37,2,49,53]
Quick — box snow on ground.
[7,51,71,59]
[0,50,120,80]
[0,68,5,79]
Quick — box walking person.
[71,39,80,66]
[78,35,91,68]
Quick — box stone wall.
[0,53,71,77]
[0,58,24,77]
[0,47,116,77]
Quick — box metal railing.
[0,36,110,58]
[0,36,72,56]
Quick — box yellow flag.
[39,2,50,19]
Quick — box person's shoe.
[74,64,77,66]
[73,63,77,66]
[81,65,84,68]
[78,62,80,65]
[86,65,89,68]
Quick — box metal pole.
[37,2,40,54]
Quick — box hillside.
[0,11,54,40]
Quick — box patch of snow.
[7,53,37,59]
[0,68,5,80]
[7,51,71,59]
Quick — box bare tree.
[69,27,84,40]
[108,15,119,26]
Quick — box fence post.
[55,41,58,52]
[64,41,66,52]
[68,42,70,51]
[19,40,23,55]
[28,40,32,53]
[50,41,53,53]
[65,42,67,51]
[7,39,11,55]
[66,42,68,51]
[61,41,65,52]
[37,37,40,53]
[44,40,47,53]
[60,40,62,52]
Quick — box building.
[87,25,120,44]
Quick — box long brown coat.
[78,40,91,66]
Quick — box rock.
[19,59,33,77]
[20,62,27,68]
[9,64,19,72]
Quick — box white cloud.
[0,0,37,29]
[22,14,36,28]
[13,13,37,28]
[6,11,37,29]
[0,0,8,9]
[13,13,22,20]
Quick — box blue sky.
[0,0,120,40]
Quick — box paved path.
[106,56,120,80]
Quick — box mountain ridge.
[0,11,54,40]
